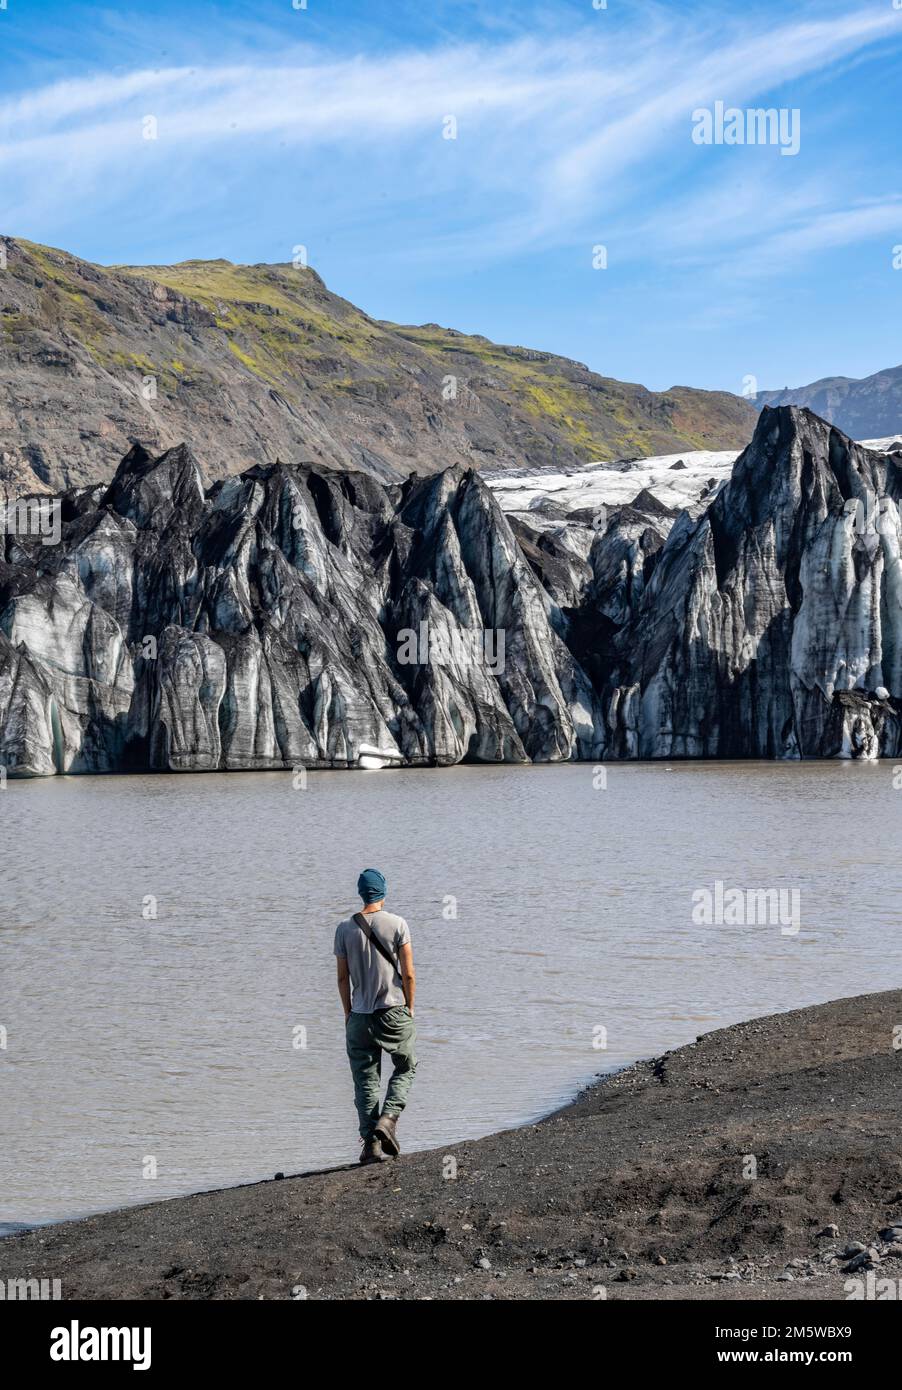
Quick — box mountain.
[1,406,898,776]
[754,365,902,440]
[0,237,755,496]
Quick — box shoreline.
[2,1054,624,1237]
[6,756,898,782]
[4,988,902,1300]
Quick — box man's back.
[334,909,411,1013]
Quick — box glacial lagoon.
[2,759,899,1225]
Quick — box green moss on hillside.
[5,243,754,479]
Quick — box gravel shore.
[5,990,901,1300]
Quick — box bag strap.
[354,912,401,974]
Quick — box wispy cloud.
[733,199,902,276]
[546,10,897,210]
[0,1,899,391]
[1,5,896,263]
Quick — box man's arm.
[398,942,415,1015]
[336,956,351,1019]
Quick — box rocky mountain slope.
[0,406,898,775]
[755,364,902,440]
[0,237,755,496]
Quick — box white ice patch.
[861,436,902,453]
[485,449,741,522]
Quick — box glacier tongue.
[0,407,898,776]
[486,447,741,521]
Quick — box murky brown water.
[2,760,899,1226]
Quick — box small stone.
[816,1224,839,1239]
[616,1268,638,1282]
[274,1172,285,1181]
[879,1226,902,1243]
[775,1272,794,1282]
[477,1257,491,1270]
[844,1248,880,1273]
[841,1242,867,1259]
[291,1284,307,1300]
[654,1255,667,1266]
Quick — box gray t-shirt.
[334,910,411,1014]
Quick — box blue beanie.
[357,868,386,904]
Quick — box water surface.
[2,760,899,1225]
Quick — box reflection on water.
[1,760,899,1224]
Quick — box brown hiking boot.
[374,1113,400,1156]
[359,1135,386,1165]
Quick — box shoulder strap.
[354,912,401,974]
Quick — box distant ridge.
[0,236,755,495]
[754,363,902,440]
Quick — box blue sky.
[0,0,899,394]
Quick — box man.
[334,868,417,1165]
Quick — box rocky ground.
[4,990,901,1300]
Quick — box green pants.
[345,1006,418,1139]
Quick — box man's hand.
[336,956,352,1019]
[398,942,416,1016]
